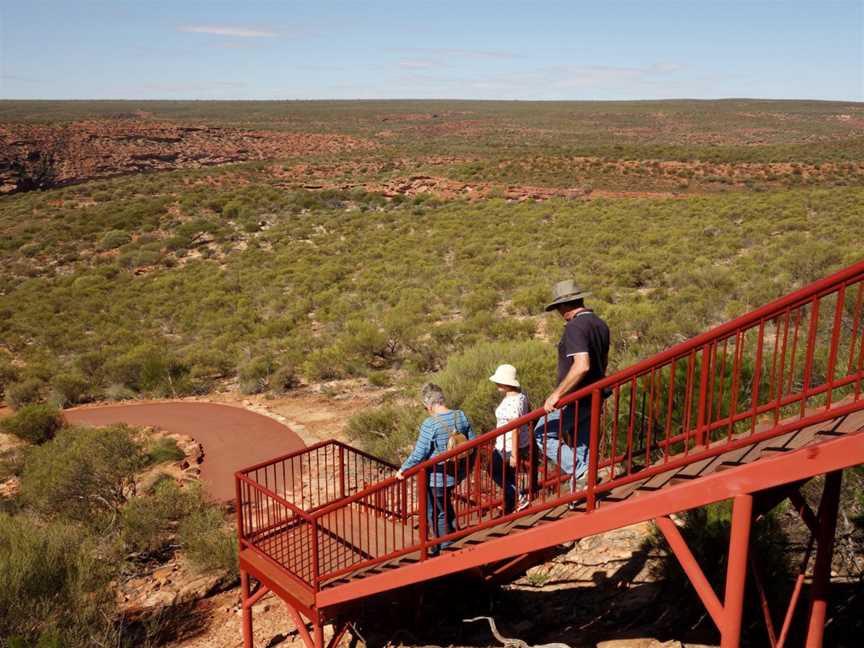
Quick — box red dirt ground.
[64,402,304,501]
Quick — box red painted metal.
[749,551,778,647]
[655,516,724,629]
[805,470,842,647]
[235,259,864,646]
[721,494,753,647]
[777,533,814,648]
[241,570,253,648]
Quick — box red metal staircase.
[235,260,864,648]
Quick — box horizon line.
[1,97,862,104]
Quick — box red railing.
[235,441,400,586]
[237,260,864,592]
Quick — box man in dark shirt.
[535,280,610,490]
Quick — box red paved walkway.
[65,402,304,501]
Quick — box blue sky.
[1,1,861,101]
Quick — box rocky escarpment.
[0,120,373,194]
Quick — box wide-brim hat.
[544,279,591,312]
[489,364,520,388]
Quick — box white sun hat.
[489,364,520,388]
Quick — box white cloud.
[179,25,277,38]
[398,58,443,69]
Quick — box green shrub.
[1,404,63,444]
[49,371,90,407]
[103,383,137,401]
[105,345,189,395]
[146,436,185,465]
[367,370,391,387]
[0,357,20,397]
[6,378,45,409]
[98,229,132,251]
[121,480,200,555]
[179,507,238,576]
[345,405,424,464]
[21,425,146,523]
[0,512,116,646]
[238,356,275,395]
[271,364,300,393]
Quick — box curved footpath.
[64,402,305,501]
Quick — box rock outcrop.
[0,120,373,194]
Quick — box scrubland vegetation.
[0,416,237,646]
[1,173,861,444]
[2,99,864,645]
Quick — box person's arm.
[544,352,590,412]
[396,421,434,479]
[509,425,520,467]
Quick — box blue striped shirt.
[400,409,474,487]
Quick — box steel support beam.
[805,470,842,648]
[284,602,318,648]
[241,570,254,648]
[721,494,753,648]
[655,516,725,630]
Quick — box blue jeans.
[426,486,455,554]
[534,403,591,489]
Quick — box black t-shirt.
[557,309,610,391]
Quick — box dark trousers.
[490,446,540,513]
[426,485,455,554]
[490,449,517,513]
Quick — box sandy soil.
[65,401,304,501]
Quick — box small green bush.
[21,425,146,523]
[98,229,132,251]
[345,405,424,464]
[49,372,90,407]
[103,383,137,401]
[238,356,275,395]
[1,404,63,444]
[6,378,44,409]
[0,357,20,397]
[0,512,116,646]
[271,364,300,393]
[121,480,200,555]
[146,436,185,465]
[179,507,238,576]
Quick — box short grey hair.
[420,383,446,408]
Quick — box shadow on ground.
[347,547,863,648]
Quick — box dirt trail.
[65,401,304,501]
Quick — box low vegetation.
[1,420,236,646]
[0,405,63,444]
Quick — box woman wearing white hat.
[488,364,532,513]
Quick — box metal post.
[696,345,711,447]
[241,570,253,648]
[721,494,753,648]
[805,471,842,648]
[338,446,346,499]
[587,389,601,511]
[310,517,321,592]
[418,469,428,560]
[314,620,325,648]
